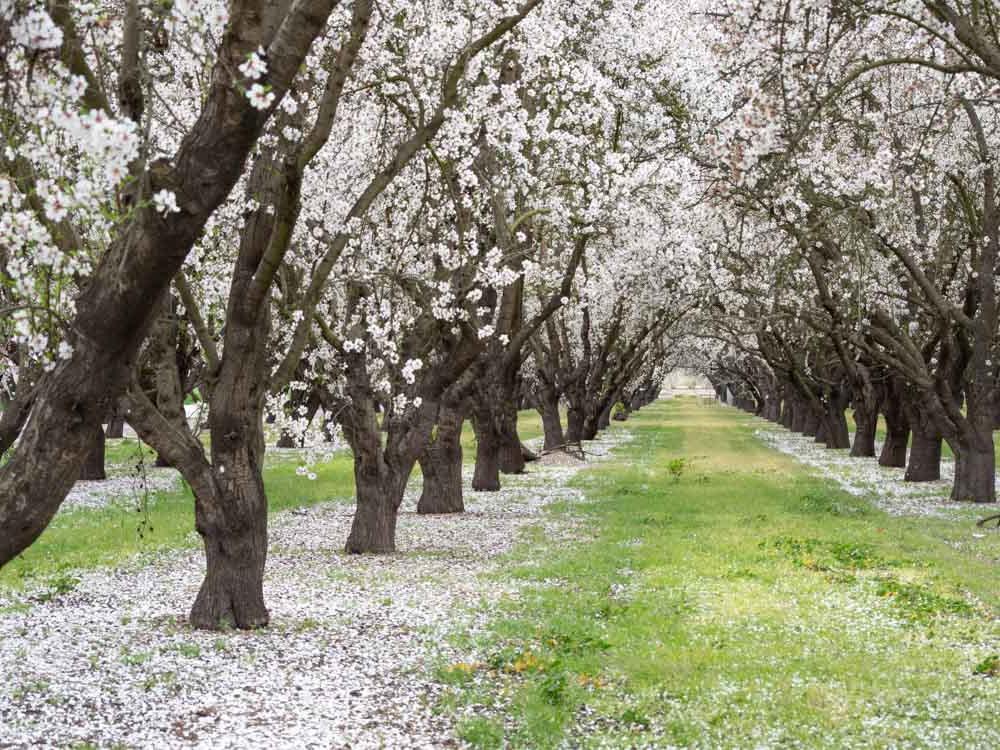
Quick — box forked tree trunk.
[850,404,878,458]
[905,428,942,482]
[418,405,465,514]
[79,424,107,480]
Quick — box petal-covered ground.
[754,421,1000,520]
[0,431,629,749]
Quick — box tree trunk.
[417,405,464,514]
[905,428,942,482]
[0,3,341,570]
[106,413,125,439]
[822,407,850,449]
[948,398,996,502]
[763,394,781,422]
[345,464,406,553]
[79,424,107,480]
[472,364,523,485]
[497,401,526,475]
[780,395,795,429]
[879,389,909,468]
[190,467,269,630]
[850,404,877,457]
[581,413,600,441]
[597,398,614,431]
[472,404,501,492]
[790,399,806,432]
[800,406,820,437]
[566,400,584,444]
[815,416,828,445]
[538,384,566,451]
[950,438,996,503]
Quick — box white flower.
[43,190,69,223]
[280,96,299,115]
[12,10,63,50]
[402,358,423,384]
[239,48,268,80]
[152,189,180,215]
[57,341,74,360]
[246,83,275,111]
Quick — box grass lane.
[441,398,1000,749]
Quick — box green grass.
[0,453,357,590]
[441,398,1000,749]
[0,409,545,591]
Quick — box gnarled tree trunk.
[418,403,465,514]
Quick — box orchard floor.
[0,399,997,749]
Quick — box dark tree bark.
[0,0,342,570]
[950,432,996,503]
[565,397,584,444]
[106,412,126,439]
[800,406,820,437]
[539,392,565,450]
[417,403,465,514]
[497,399,526,475]
[346,459,408,553]
[472,400,502,492]
[780,396,794,429]
[905,427,942,482]
[78,424,107,481]
[820,388,851,449]
[850,402,878,457]
[878,380,909,468]
[597,396,615,431]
